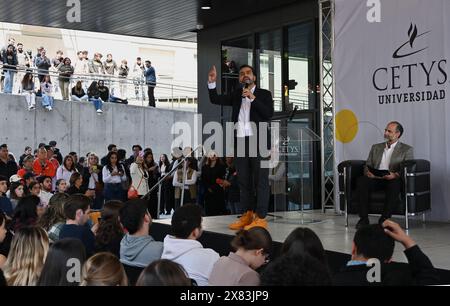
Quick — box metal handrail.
[0,64,197,91]
[142,145,202,218]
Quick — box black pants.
[163,180,174,213]
[234,136,270,218]
[147,84,155,107]
[357,176,402,219]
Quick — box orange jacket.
[33,158,56,178]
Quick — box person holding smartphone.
[102,151,127,202]
[82,153,104,209]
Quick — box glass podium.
[267,124,321,224]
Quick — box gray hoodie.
[161,235,219,286]
[120,234,163,268]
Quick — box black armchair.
[337,159,431,229]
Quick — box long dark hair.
[106,151,120,173]
[9,182,23,200]
[159,154,170,168]
[37,238,86,286]
[95,201,124,249]
[21,72,34,87]
[12,195,39,228]
[62,155,76,172]
[144,151,156,169]
[281,227,327,266]
[88,81,99,96]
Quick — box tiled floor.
[155,211,450,270]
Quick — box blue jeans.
[3,70,15,94]
[103,183,124,202]
[42,94,54,108]
[89,97,103,111]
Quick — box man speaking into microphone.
[207,64,274,230]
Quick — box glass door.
[258,30,283,111]
[285,22,317,111]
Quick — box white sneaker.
[96,109,103,114]
[48,106,53,111]
[28,105,35,111]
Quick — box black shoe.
[378,216,388,225]
[355,217,370,229]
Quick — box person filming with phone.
[355,121,413,229]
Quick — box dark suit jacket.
[366,141,414,174]
[208,86,274,152]
[333,245,439,286]
[208,86,274,126]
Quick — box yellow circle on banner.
[336,109,358,143]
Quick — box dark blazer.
[333,245,439,286]
[366,141,414,174]
[81,165,103,191]
[208,86,274,126]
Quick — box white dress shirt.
[378,141,398,170]
[208,82,255,137]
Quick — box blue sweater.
[144,66,156,84]
[0,196,13,217]
[59,224,96,256]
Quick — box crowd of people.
[0,197,440,286]
[0,142,263,221]
[0,37,158,113]
[0,140,442,286]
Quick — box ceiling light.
[201,0,212,10]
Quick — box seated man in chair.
[356,121,413,229]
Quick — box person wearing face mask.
[355,121,414,229]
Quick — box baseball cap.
[9,174,22,183]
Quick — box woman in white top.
[56,155,77,188]
[102,151,127,201]
[173,157,197,208]
[129,153,149,197]
[40,74,54,111]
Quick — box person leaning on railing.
[1,44,18,94]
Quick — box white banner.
[334,0,450,221]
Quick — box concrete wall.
[0,93,196,159]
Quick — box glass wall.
[258,30,282,111]
[287,22,316,111]
[220,20,321,211]
[221,35,253,94]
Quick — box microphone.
[242,79,252,97]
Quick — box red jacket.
[33,158,56,178]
